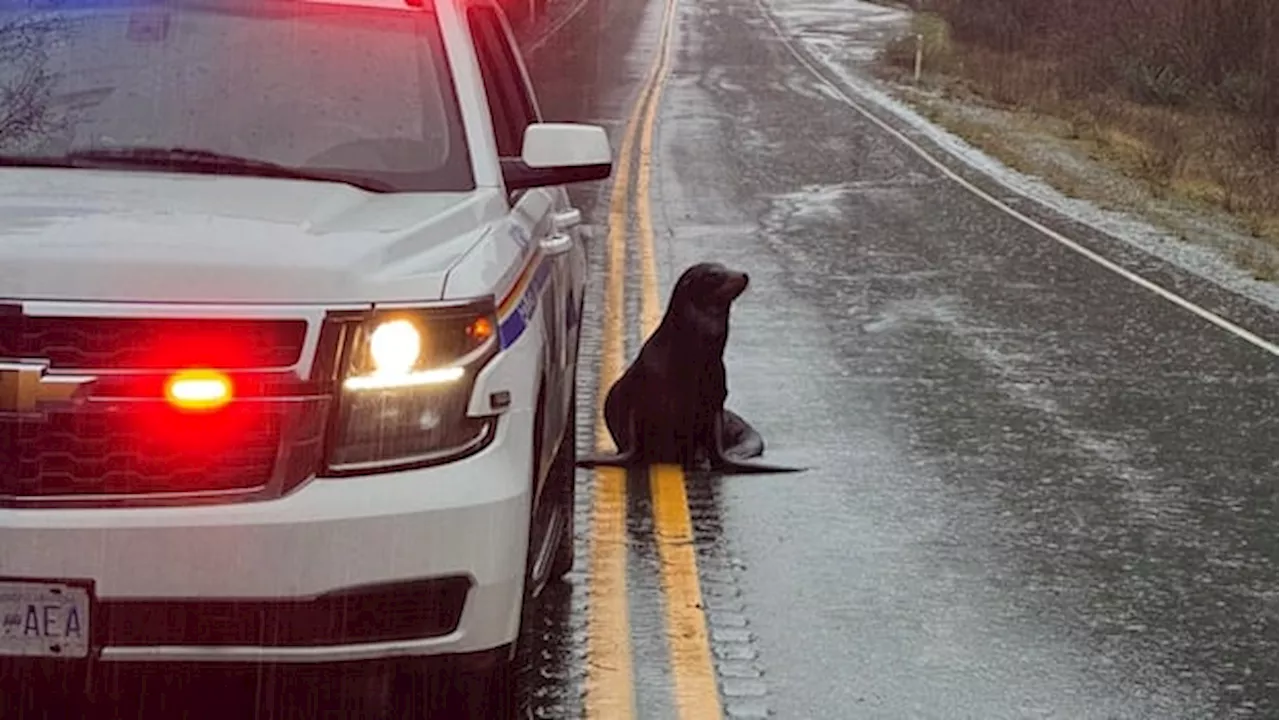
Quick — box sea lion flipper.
[576,452,636,468]
[714,458,807,474]
[576,410,642,469]
[709,411,806,475]
[720,408,764,460]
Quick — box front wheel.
[548,388,577,581]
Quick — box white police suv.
[0,0,608,715]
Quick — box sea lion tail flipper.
[710,412,806,475]
[715,458,808,474]
[576,449,637,468]
[576,411,641,469]
[721,408,764,460]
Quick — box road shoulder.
[753,0,1279,346]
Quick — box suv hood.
[0,169,505,304]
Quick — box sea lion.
[578,261,803,475]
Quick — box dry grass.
[879,11,1279,281]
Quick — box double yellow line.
[584,0,722,716]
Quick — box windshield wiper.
[0,147,394,192]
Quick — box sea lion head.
[668,262,749,334]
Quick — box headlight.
[324,299,500,475]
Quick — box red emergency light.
[164,369,234,412]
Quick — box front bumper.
[0,408,534,667]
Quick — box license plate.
[0,581,91,659]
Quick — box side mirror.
[502,123,613,192]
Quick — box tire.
[548,388,577,581]
[547,316,583,579]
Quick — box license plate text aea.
[0,581,91,659]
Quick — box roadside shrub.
[901,0,1277,246]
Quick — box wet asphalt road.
[515,0,1279,718]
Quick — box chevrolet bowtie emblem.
[0,360,97,414]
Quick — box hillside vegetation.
[882,0,1278,275]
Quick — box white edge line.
[525,0,592,54]
[753,0,1280,358]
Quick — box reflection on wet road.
[517,0,1278,717]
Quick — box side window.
[468,7,539,158]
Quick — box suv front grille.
[0,311,307,369]
[0,308,336,507]
[0,404,285,498]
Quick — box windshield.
[0,0,474,191]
